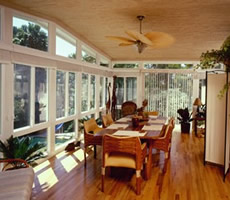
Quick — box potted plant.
[177,108,193,133]
[0,136,45,169]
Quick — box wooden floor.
[32,128,230,200]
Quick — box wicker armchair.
[121,101,137,117]
[101,134,148,195]
[102,113,114,128]
[151,118,175,172]
[84,118,104,167]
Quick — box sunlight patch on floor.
[37,168,58,191]
[34,160,50,173]
[56,151,68,159]
[73,149,87,162]
[60,155,78,173]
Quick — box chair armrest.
[0,158,29,171]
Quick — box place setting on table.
[94,114,167,139]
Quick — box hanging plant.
[197,35,230,97]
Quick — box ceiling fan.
[106,16,175,53]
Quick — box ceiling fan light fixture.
[136,40,147,53]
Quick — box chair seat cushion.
[0,167,34,200]
[105,152,136,169]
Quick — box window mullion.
[31,67,35,127]
[88,74,91,111]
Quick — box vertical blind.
[145,73,193,121]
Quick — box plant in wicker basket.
[0,136,45,169]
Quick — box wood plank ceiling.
[1,0,230,61]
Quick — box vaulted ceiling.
[1,0,230,61]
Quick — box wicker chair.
[101,134,148,195]
[102,113,114,128]
[121,101,137,117]
[151,118,175,172]
[84,118,104,167]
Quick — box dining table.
[94,115,168,179]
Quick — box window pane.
[69,72,76,115]
[13,16,48,52]
[14,64,31,129]
[100,77,104,107]
[19,129,48,154]
[35,67,48,124]
[113,64,138,68]
[144,63,193,69]
[56,71,66,118]
[105,78,108,104]
[81,73,88,112]
[90,75,96,109]
[55,120,75,147]
[82,48,96,64]
[56,28,76,59]
[116,77,124,105]
[126,77,137,102]
[100,58,109,67]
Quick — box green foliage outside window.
[13,23,48,51]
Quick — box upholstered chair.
[101,134,148,195]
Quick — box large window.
[82,46,96,64]
[14,64,49,129]
[81,73,88,112]
[116,77,124,105]
[90,75,96,109]
[56,28,76,59]
[14,64,31,129]
[56,71,76,118]
[100,77,104,107]
[13,16,48,52]
[81,73,96,112]
[116,77,137,105]
[68,72,76,115]
[145,73,193,120]
[55,120,75,148]
[126,77,137,102]
[56,71,66,118]
[35,68,48,124]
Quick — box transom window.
[13,16,48,52]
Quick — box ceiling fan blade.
[105,36,135,43]
[125,30,153,46]
[145,32,175,48]
[119,42,135,46]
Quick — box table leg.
[146,142,153,179]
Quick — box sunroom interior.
[0,1,230,199]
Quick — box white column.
[1,63,14,141]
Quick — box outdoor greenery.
[144,64,193,69]
[13,23,48,51]
[0,136,45,167]
[113,63,139,68]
